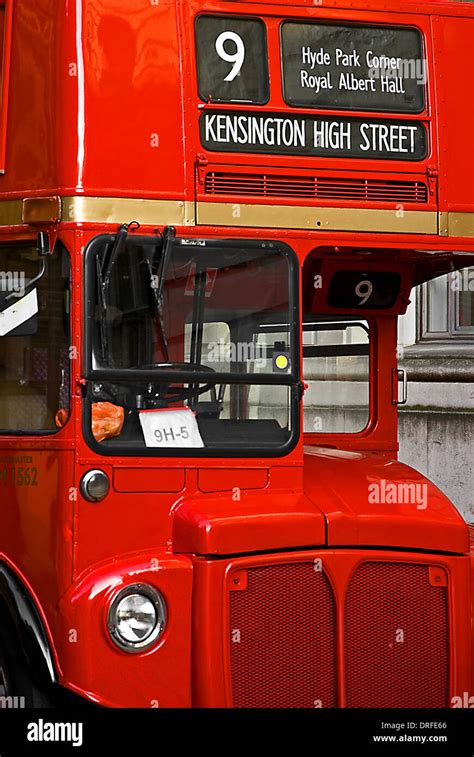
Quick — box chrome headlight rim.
[107,583,167,653]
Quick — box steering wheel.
[141,363,218,404]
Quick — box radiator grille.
[345,563,449,708]
[229,562,337,708]
[204,172,429,204]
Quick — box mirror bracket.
[4,231,51,305]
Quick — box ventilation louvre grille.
[204,171,429,204]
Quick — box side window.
[303,318,370,434]
[0,244,71,433]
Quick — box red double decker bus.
[0,0,472,709]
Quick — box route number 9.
[215,31,245,81]
[355,279,374,305]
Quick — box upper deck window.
[281,22,426,114]
[196,15,269,105]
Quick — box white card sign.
[0,289,38,336]
[139,408,204,449]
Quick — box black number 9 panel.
[195,15,269,104]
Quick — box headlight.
[80,470,110,502]
[107,584,166,652]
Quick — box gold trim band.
[0,199,23,226]
[197,201,438,235]
[61,197,196,226]
[0,195,473,239]
[0,197,196,227]
[439,211,474,239]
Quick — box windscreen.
[84,235,299,456]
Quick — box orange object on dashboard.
[55,409,69,428]
[92,402,125,443]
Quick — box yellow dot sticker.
[275,355,289,370]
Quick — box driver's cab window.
[303,318,370,434]
[0,244,71,433]
[86,236,298,455]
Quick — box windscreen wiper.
[97,221,139,362]
[102,221,140,295]
[96,222,175,365]
[150,226,176,363]
[157,226,176,300]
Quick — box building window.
[419,268,474,341]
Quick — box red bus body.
[0,0,472,708]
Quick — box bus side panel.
[79,0,187,201]
[434,15,474,213]
[0,448,74,630]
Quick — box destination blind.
[281,22,426,113]
[196,16,269,104]
[200,111,428,161]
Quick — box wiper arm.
[96,222,175,365]
[102,221,140,295]
[97,221,140,363]
[157,226,176,299]
[96,255,108,362]
[152,226,176,362]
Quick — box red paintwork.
[303,448,468,554]
[173,485,326,555]
[0,0,470,708]
[0,0,471,220]
[57,551,194,708]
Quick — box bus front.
[0,0,473,711]
[67,0,473,708]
